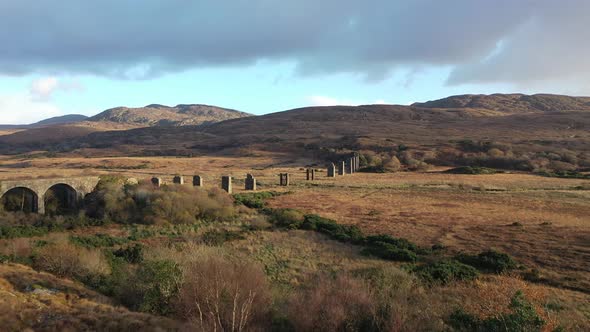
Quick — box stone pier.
[279,173,290,186]
[193,175,203,187]
[327,163,336,177]
[151,177,162,187]
[306,168,316,180]
[221,176,232,193]
[245,174,257,190]
[338,161,345,175]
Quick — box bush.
[112,243,144,264]
[364,234,419,252]
[449,291,545,332]
[445,166,499,175]
[361,242,418,262]
[456,250,518,273]
[267,208,305,229]
[413,259,479,285]
[176,256,271,331]
[233,191,278,209]
[287,275,377,331]
[0,225,51,239]
[70,233,129,248]
[201,229,245,246]
[135,260,182,315]
[33,241,111,279]
[302,214,364,243]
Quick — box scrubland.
[0,153,589,331]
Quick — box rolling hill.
[88,104,251,126]
[1,94,589,161]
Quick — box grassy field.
[0,153,589,330]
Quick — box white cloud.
[0,93,62,124]
[30,77,59,100]
[29,76,85,101]
[307,95,388,107]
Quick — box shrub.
[364,234,419,252]
[444,166,498,175]
[456,250,518,273]
[33,241,110,279]
[201,229,245,246]
[361,242,418,262]
[0,225,51,239]
[302,214,364,243]
[449,291,545,332]
[70,233,129,248]
[413,259,479,285]
[176,256,271,331]
[112,243,144,264]
[287,275,377,331]
[134,260,182,315]
[267,208,305,229]
[233,191,278,209]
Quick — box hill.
[413,93,590,114]
[0,114,88,130]
[88,103,251,126]
[1,93,590,172]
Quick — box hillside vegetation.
[88,103,251,126]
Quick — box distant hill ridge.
[412,93,590,114]
[88,104,252,126]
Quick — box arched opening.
[1,187,39,213]
[44,184,78,215]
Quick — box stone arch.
[1,187,39,213]
[44,183,79,215]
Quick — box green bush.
[267,208,305,229]
[444,166,499,175]
[70,233,129,248]
[449,291,545,332]
[135,260,182,315]
[364,234,418,252]
[202,229,245,246]
[0,225,51,239]
[302,214,364,243]
[233,191,278,209]
[413,259,479,284]
[112,243,144,264]
[456,250,517,273]
[361,242,418,262]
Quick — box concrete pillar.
[151,177,162,187]
[338,161,345,175]
[245,174,257,191]
[279,173,290,186]
[173,175,184,185]
[327,163,336,177]
[221,176,232,193]
[193,175,203,187]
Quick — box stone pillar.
[37,196,45,215]
[221,176,232,193]
[193,175,203,187]
[279,173,290,186]
[327,163,336,177]
[338,161,345,175]
[306,169,315,180]
[245,174,257,190]
[349,158,355,174]
[306,169,311,180]
[173,175,184,185]
[151,177,162,187]
[355,153,360,171]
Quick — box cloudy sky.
[0,0,588,124]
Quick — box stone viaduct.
[0,176,100,214]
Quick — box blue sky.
[0,1,588,124]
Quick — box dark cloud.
[0,0,587,85]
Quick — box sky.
[0,0,589,124]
